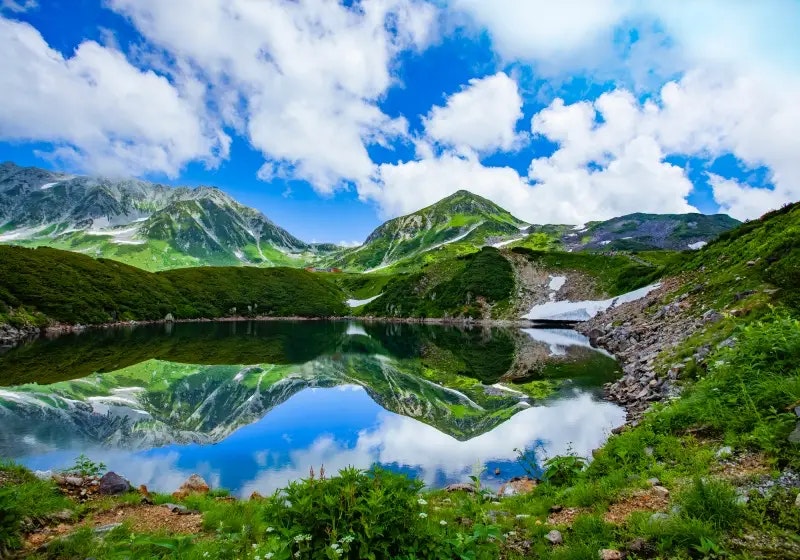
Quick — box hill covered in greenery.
[0,246,347,326]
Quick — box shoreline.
[2,314,570,346]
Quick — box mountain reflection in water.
[0,321,625,495]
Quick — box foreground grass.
[2,312,798,559]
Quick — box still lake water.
[0,321,625,496]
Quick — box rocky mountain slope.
[0,162,329,270]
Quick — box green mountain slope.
[329,190,527,272]
[0,162,332,271]
[0,245,347,325]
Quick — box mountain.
[535,212,741,252]
[0,162,741,273]
[328,190,528,272]
[0,162,330,271]
[327,191,740,272]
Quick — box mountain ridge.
[0,162,741,272]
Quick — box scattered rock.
[599,549,623,560]
[625,538,647,553]
[545,530,563,545]
[163,503,191,515]
[646,478,660,487]
[652,486,670,499]
[498,477,538,496]
[649,512,670,523]
[33,470,53,481]
[444,483,475,493]
[98,472,130,496]
[702,309,723,323]
[494,467,501,476]
[549,504,564,513]
[93,523,122,536]
[48,509,74,522]
[746,260,757,267]
[172,474,210,499]
[139,485,154,505]
[789,423,800,444]
[64,476,84,487]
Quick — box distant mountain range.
[0,162,740,272]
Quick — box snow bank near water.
[522,283,661,322]
[346,294,383,308]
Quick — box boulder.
[599,550,623,560]
[444,483,476,493]
[789,422,800,445]
[652,486,670,499]
[98,472,130,495]
[498,476,538,497]
[173,474,210,499]
[93,523,122,536]
[545,530,563,545]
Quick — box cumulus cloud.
[423,72,524,153]
[0,17,227,177]
[108,0,436,192]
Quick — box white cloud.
[451,0,630,64]
[0,17,227,177]
[1,0,37,13]
[709,175,790,221]
[423,72,524,153]
[109,0,437,192]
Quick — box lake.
[0,321,625,496]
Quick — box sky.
[1,1,799,244]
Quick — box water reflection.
[0,321,624,494]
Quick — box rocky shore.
[577,276,712,423]
[0,322,40,346]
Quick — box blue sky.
[1,0,799,243]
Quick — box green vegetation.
[0,245,347,326]
[511,247,665,296]
[363,247,515,318]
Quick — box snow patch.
[422,221,485,254]
[40,182,60,190]
[522,283,661,321]
[492,236,523,248]
[599,240,611,246]
[688,241,707,250]
[548,276,566,292]
[346,294,383,308]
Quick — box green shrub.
[261,467,498,560]
[656,313,800,455]
[678,477,743,531]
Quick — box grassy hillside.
[0,246,347,326]
[361,247,515,319]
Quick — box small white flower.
[294,553,300,559]
[340,534,355,544]
[417,498,427,505]
[331,543,340,550]
[266,526,275,533]
[265,554,274,559]
[253,544,259,549]
[418,512,428,519]
[439,520,447,526]
[203,554,209,558]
